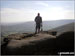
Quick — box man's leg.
[38,28,40,33]
[35,25,37,34]
[38,24,41,33]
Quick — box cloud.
[1,7,74,23]
[64,10,74,19]
[39,7,74,21]
[1,8,37,23]
[36,2,48,7]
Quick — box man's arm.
[40,17,42,27]
[35,17,37,22]
[40,17,42,23]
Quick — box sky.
[0,0,74,23]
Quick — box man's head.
[37,13,40,16]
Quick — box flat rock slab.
[7,33,56,48]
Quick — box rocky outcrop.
[1,23,74,55]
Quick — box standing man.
[35,13,42,34]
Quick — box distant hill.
[1,19,74,36]
[50,22,74,36]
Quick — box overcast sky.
[1,1,74,23]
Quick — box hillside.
[1,19,74,36]
[1,22,74,55]
[49,22,74,36]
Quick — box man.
[35,13,42,34]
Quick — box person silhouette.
[35,13,42,34]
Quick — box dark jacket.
[35,16,42,24]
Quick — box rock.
[7,33,28,40]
